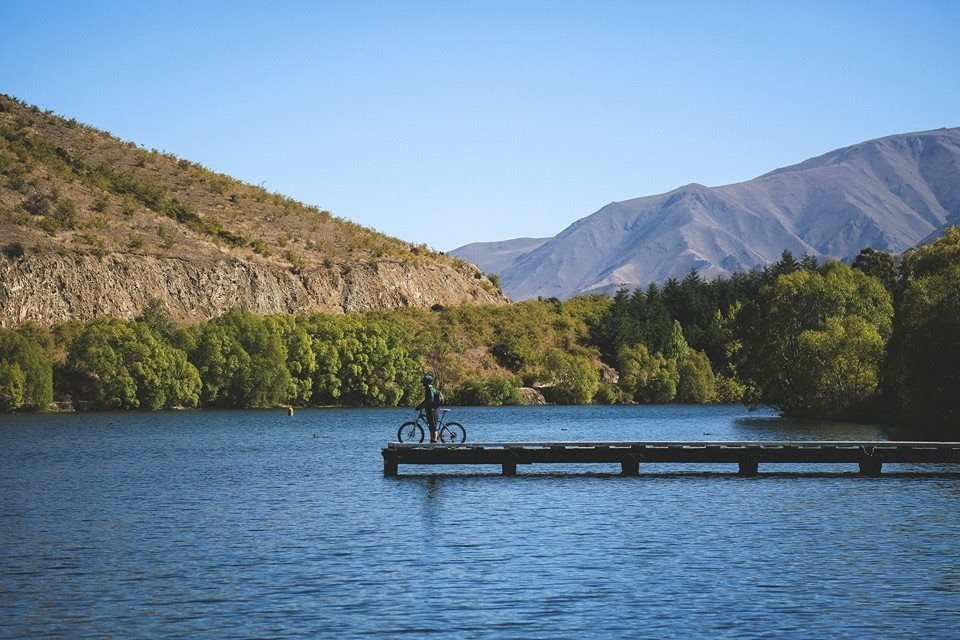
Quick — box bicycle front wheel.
[398,421,424,443]
[440,422,467,444]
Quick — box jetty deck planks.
[381,441,960,477]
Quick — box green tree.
[544,349,599,404]
[67,319,200,409]
[899,226,960,280]
[179,321,252,407]
[796,316,886,417]
[734,261,892,417]
[714,374,746,403]
[852,247,897,292]
[592,383,620,404]
[676,350,716,403]
[304,316,345,404]
[0,361,26,411]
[452,375,522,406]
[137,298,175,343]
[885,227,960,435]
[303,315,421,406]
[339,323,420,406]
[221,311,290,407]
[179,310,290,407]
[0,328,54,411]
[618,343,679,403]
[662,320,690,361]
[269,316,317,405]
[592,285,673,365]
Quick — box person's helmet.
[421,374,434,385]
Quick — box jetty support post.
[502,451,519,476]
[620,452,641,477]
[858,455,882,476]
[383,451,399,477]
[738,457,759,477]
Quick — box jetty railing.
[381,441,960,477]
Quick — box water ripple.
[2,406,959,638]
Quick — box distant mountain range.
[453,127,960,299]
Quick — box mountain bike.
[397,409,467,444]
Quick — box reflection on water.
[732,414,885,440]
[2,405,959,639]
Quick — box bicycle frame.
[400,408,465,444]
[416,408,450,428]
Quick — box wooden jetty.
[382,441,960,477]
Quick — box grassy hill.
[0,95,503,323]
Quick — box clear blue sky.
[2,1,959,251]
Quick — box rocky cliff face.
[0,250,503,326]
[0,95,507,324]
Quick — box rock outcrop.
[0,250,503,326]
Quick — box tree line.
[1,227,957,436]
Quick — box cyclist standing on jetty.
[417,374,442,443]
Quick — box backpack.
[432,387,445,408]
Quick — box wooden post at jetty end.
[383,454,399,477]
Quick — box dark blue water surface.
[2,405,960,638]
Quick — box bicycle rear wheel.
[440,422,466,444]
[398,421,424,443]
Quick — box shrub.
[593,383,620,404]
[251,239,271,257]
[283,250,306,273]
[120,197,137,217]
[7,174,25,191]
[453,374,521,406]
[22,191,52,216]
[51,199,78,230]
[157,225,176,249]
[545,349,599,404]
[75,232,105,255]
[92,193,110,212]
[2,242,25,259]
[452,379,491,405]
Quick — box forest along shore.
[0,227,958,439]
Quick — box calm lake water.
[2,405,959,638]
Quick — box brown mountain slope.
[0,95,504,325]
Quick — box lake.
[2,405,959,638]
